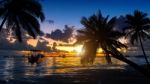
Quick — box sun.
[74,45,83,54]
[56,44,84,56]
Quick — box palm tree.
[123,10,150,68]
[76,11,150,77]
[77,11,126,64]
[0,0,45,42]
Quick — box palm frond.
[108,16,116,27]
[130,32,139,45]
[0,0,45,42]
[124,10,150,45]
[77,10,126,64]
[14,17,22,42]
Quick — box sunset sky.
[41,0,150,33]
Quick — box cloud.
[47,25,74,42]
[0,29,51,51]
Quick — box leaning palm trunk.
[139,35,150,68]
[109,51,150,78]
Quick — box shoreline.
[39,65,150,84]
[2,65,150,84]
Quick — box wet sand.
[4,65,149,84]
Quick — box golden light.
[56,45,83,56]
[74,45,83,54]
[117,48,127,53]
[56,46,74,52]
[27,39,38,47]
[55,43,127,57]
[56,45,106,56]
[6,36,16,43]
[97,48,103,53]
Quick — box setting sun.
[0,0,149,83]
[74,45,83,54]
[56,45,83,55]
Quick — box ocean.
[0,50,149,83]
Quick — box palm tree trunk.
[105,52,112,64]
[110,52,150,78]
[139,35,150,68]
[81,41,98,64]
[89,42,99,64]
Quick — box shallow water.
[0,54,149,83]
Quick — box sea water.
[0,50,149,83]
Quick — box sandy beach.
[2,65,149,84]
[41,66,150,84]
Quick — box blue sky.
[41,0,150,33]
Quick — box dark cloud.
[50,29,63,40]
[48,25,74,42]
[62,25,74,42]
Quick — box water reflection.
[0,55,148,81]
[2,57,14,80]
[28,54,44,65]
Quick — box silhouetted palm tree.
[77,11,150,77]
[77,11,126,64]
[124,10,150,68]
[0,0,45,42]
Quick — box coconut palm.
[0,0,45,42]
[124,10,150,68]
[77,11,126,64]
[76,11,150,77]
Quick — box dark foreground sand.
[1,65,150,84]
[37,65,150,84]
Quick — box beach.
[0,54,150,84]
[1,65,149,84]
[0,0,150,84]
